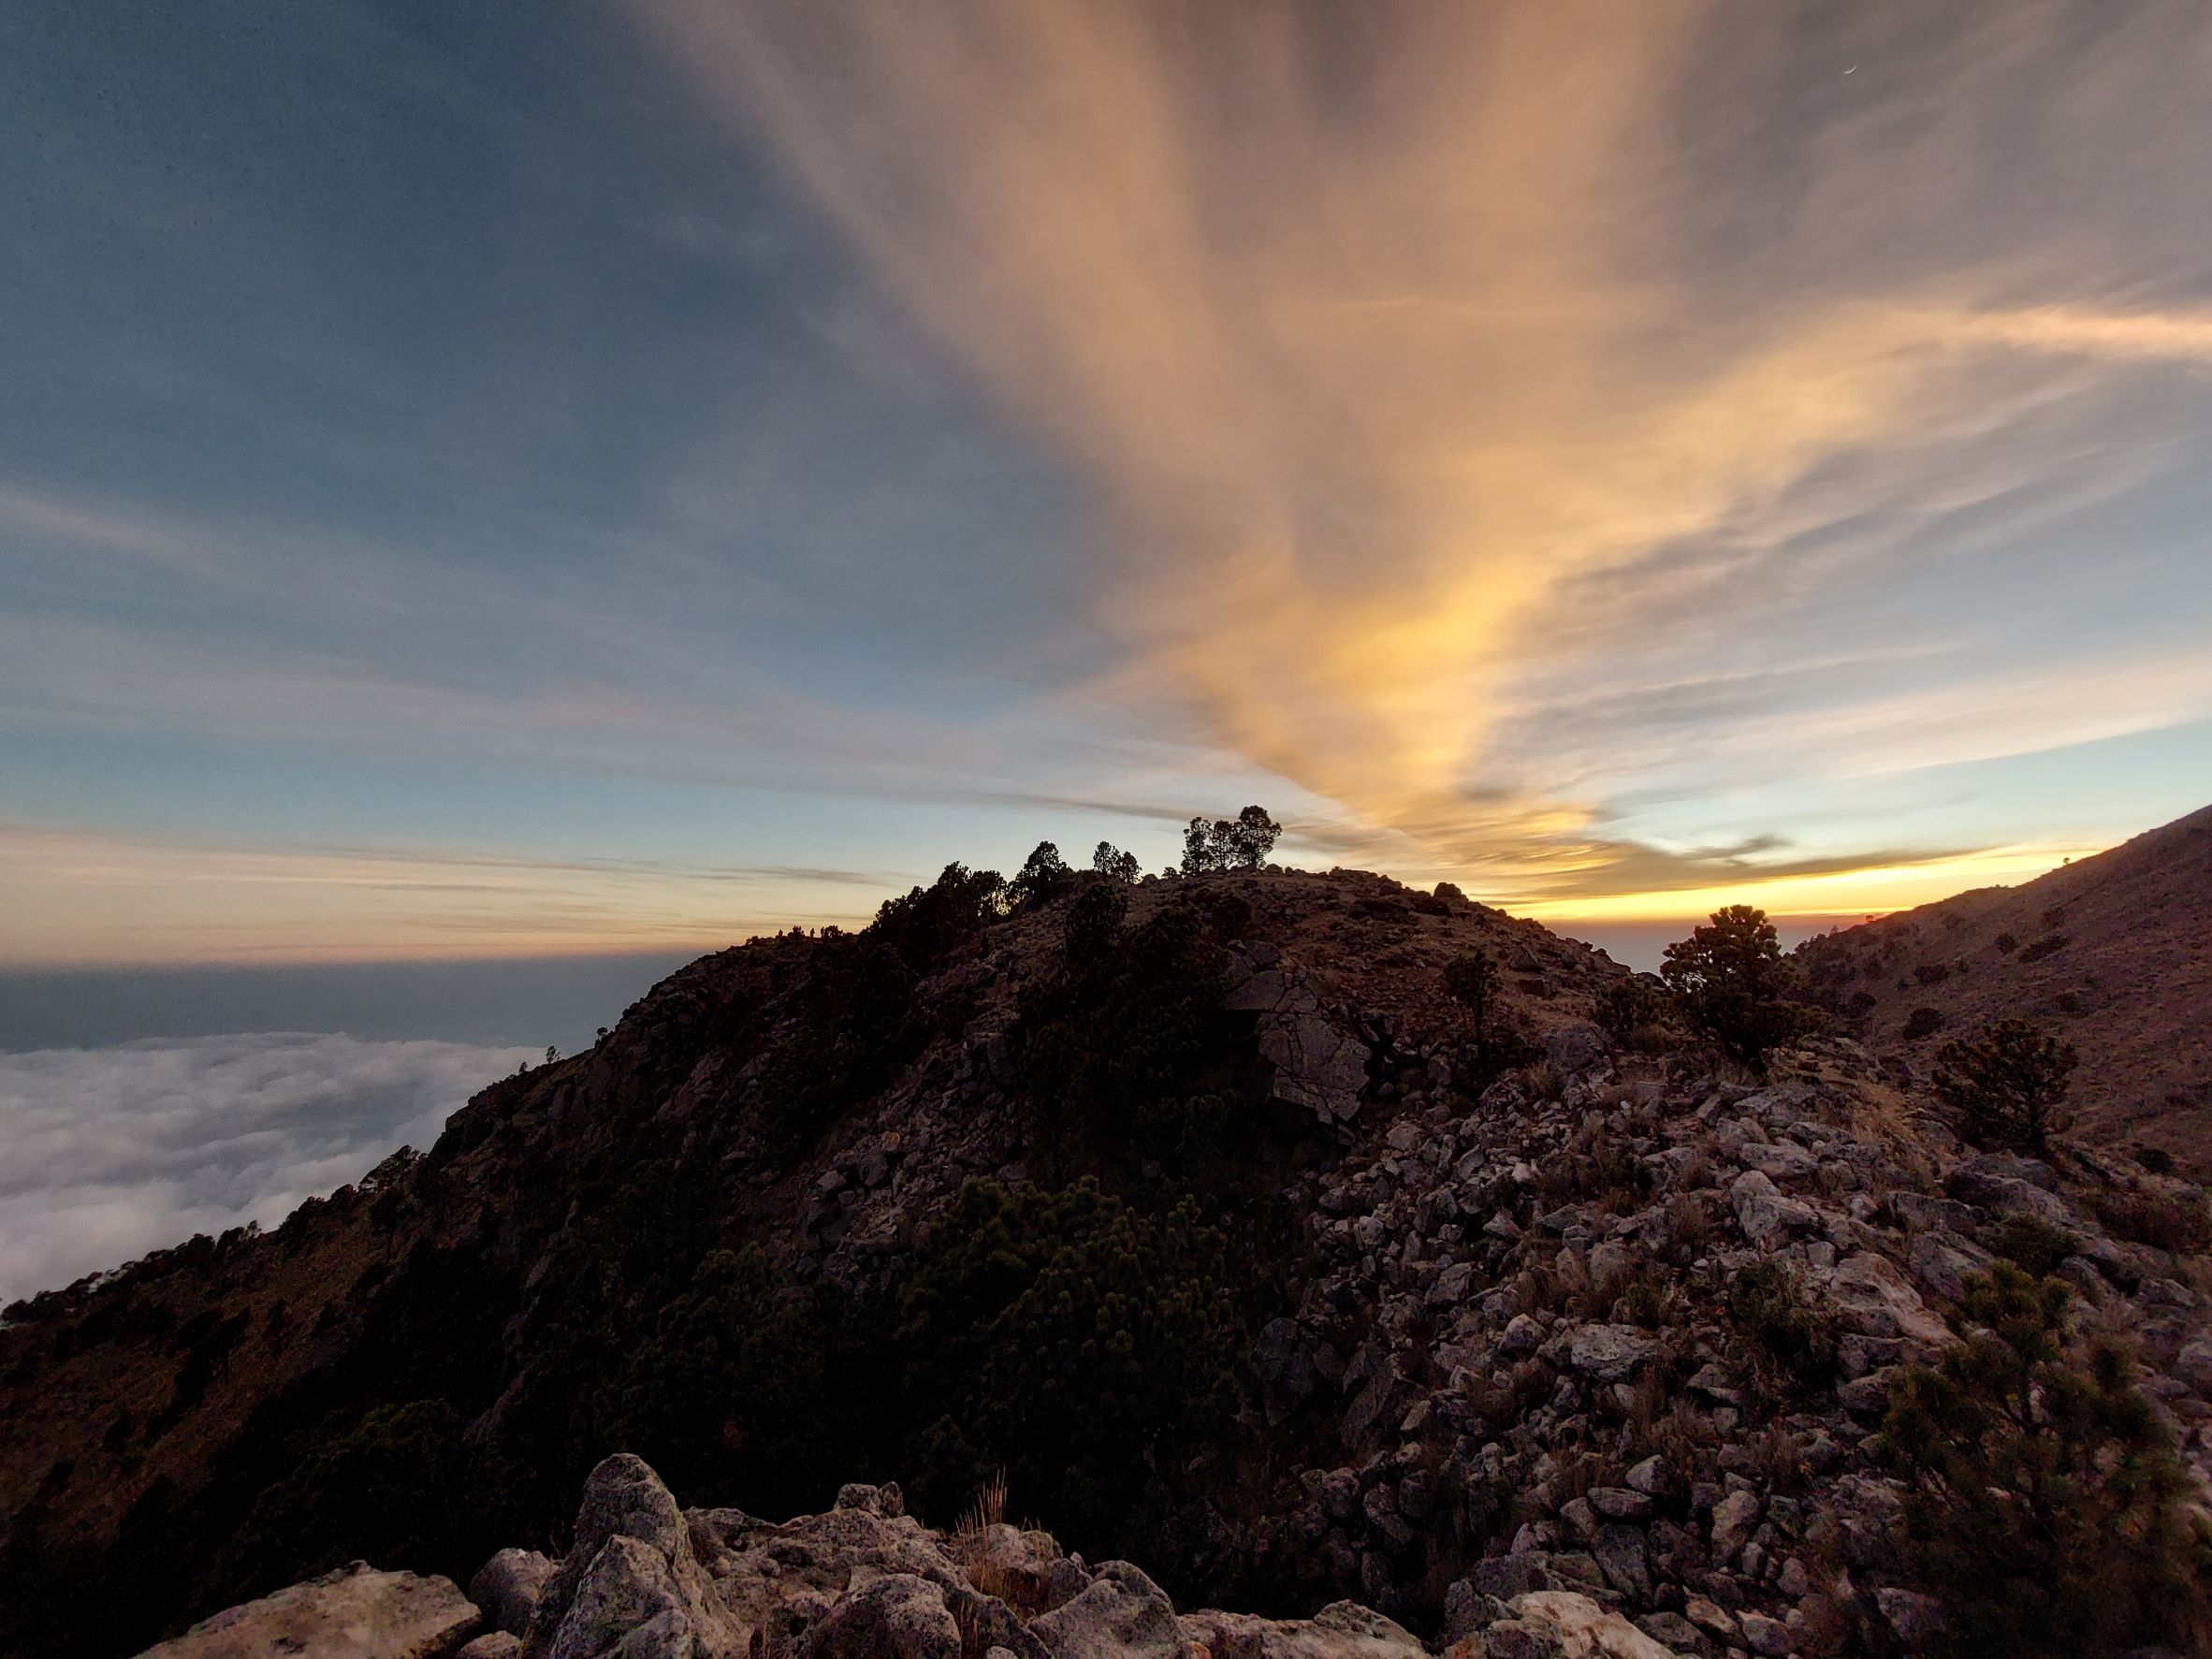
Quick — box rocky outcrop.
[1180,1601,1426,1657]
[470,1550,554,1638]
[522,1454,744,1659]
[1229,944,1371,1125]
[1452,1590,1684,1657]
[175,1461,1450,1659]
[140,1563,479,1659]
[14,862,2212,1659]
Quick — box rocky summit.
[4,843,2212,1658]
[139,1451,1678,1659]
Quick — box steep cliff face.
[1793,804,2212,1171]
[5,861,2210,1659]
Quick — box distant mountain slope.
[1794,804,2212,1170]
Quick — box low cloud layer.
[0,1033,533,1304]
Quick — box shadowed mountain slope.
[1794,805,2212,1171]
[5,856,2210,1659]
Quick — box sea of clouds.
[0,1033,536,1305]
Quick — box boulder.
[471,1550,556,1637]
[1031,1561,1190,1659]
[1906,1230,1995,1303]
[142,1562,480,1659]
[1181,1600,1426,1658]
[800,1573,960,1659]
[1819,1252,1951,1346]
[1457,1591,1686,1657]
[1564,1324,1654,1383]
[1727,1171,1819,1246]
[525,1454,743,1659]
[1542,1026,1611,1080]
[833,1480,905,1517]
[459,1638,525,1659]
[1260,1014,1372,1124]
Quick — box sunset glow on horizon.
[4,2,2210,968]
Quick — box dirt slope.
[1794,804,2212,1170]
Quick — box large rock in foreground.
[1181,1599,1428,1657]
[139,1562,479,1659]
[1450,1591,1685,1658]
[160,1457,1442,1659]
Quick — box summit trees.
[1660,904,1812,1068]
[1180,806,1281,873]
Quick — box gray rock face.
[524,1455,742,1659]
[1819,1252,1950,1346]
[471,1550,556,1637]
[1260,1013,1372,1124]
[1541,1025,1611,1080]
[1030,1561,1190,1659]
[1564,1323,1654,1383]
[1468,1590,1686,1657]
[141,1562,480,1659]
[1727,1171,1820,1246]
[1180,1599,1426,1657]
[799,1573,960,1659]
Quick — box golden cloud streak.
[639,1,2212,904]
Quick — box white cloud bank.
[0,1033,535,1304]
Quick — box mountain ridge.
[1794,803,2212,1171]
[5,837,2211,1658]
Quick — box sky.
[6,0,2212,974]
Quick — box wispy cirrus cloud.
[634,0,2212,906]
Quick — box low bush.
[1986,1212,2078,1278]
[1933,1018,2077,1153]
[1725,1259,1838,1390]
[899,1178,1243,1545]
[2093,1187,2212,1256]
[1882,1263,2212,1656]
[1660,906,1814,1069]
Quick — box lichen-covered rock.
[1454,1590,1685,1658]
[140,1562,479,1659]
[1181,1599,1426,1657]
[471,1550,555,1637]
[1030,1561,1189,1658]
[524,1455,743,1659]
[1727,1171,1820,1246]
[799,1573,959,1659]
[1563,1324,1653,1383]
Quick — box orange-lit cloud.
[636,1,2212,911]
